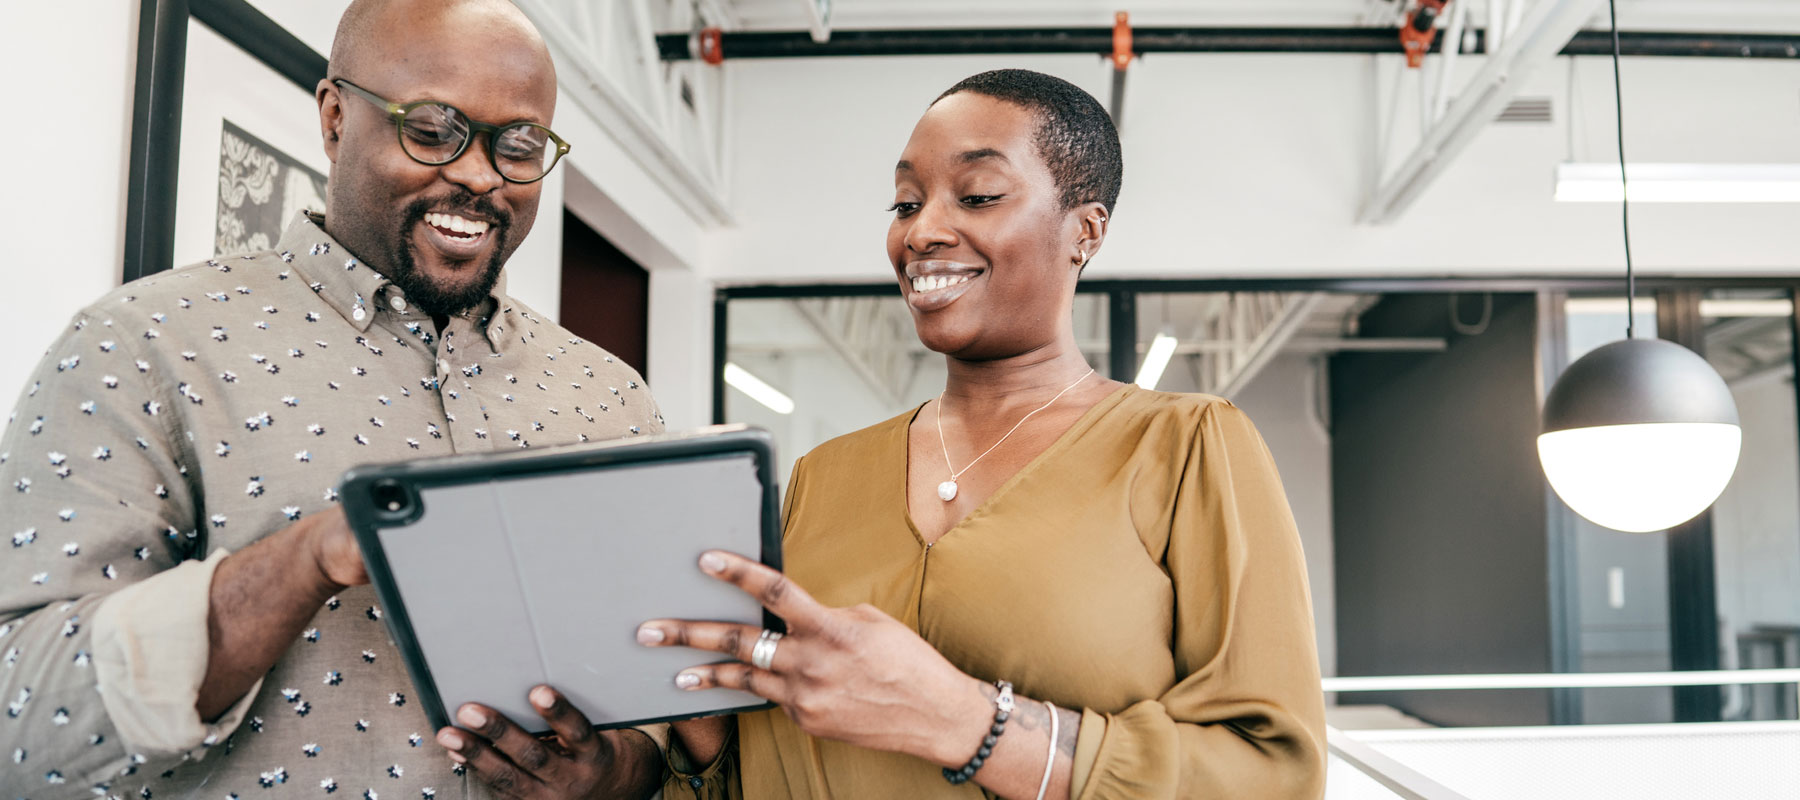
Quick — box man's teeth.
[911,274,972,293]
[424,213,490,238]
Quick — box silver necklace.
[934,368,1095,502]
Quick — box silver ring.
[749,629,783,671]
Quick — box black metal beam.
[717,276,1800,301]
[657,26,1800,62]
[1107,289,1137,383]
[1654,288,1723,723]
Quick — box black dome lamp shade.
[1539,339,1741,532]
[1536,0,1741,533]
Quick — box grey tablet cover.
[341,429,777,732]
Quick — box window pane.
[1704,288,1800,721]
[722,293,1107,485]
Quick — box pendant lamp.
[1536,0,1742,533]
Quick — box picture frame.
[125,0,328,281]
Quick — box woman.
[441,69,1326,799]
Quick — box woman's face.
[887,92,1084,360]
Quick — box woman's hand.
[637,551,993,767]
[435,685,661,800]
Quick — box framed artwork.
[125,0,328,281]
[215,119,328,255]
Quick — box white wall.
[0,6,140,420]
[1230,353,1339,679]
[711,53,1800,284]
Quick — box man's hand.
[198,507,367,720]
[305,506,368,590]
[437,686,662,800]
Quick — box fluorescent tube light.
[1564,297,1793,318]
[1134,334,1178,390]
[724,362,795,415]
[1555,163,1800,203]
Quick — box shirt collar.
[276,212,510,344]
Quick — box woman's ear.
[1071,202,1110,269]
[317,79,345,162]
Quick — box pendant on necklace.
[937,480,959,502]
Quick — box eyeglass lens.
[399,103,556,182]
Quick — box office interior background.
[4,0,1799,796]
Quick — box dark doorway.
[559,209,649,379]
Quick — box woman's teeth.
[424,212,490,239]
[911,274,972,293]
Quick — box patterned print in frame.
[216,119,327,255]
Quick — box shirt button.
[390,296,407,312]
[352,306,366,321]
[688,777,704,789]
[437,359,450,374]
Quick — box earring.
[1076,249,1089,267]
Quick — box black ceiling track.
[657,27,1800,61]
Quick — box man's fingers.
[675,662,791,705]
[456,703,555,773]
[436,725,539,800]
[529,685,599,755]
[697,550,825,629]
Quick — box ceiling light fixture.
[1537,0,1742,534]
[1555,163,1800,203]
[724,363,795,415]
[1135,333,1179,390]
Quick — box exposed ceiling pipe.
[658,27,1800,61]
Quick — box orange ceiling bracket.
[1112,11,1134,71]
[1400,0,1449,68]
[700,27,725,65]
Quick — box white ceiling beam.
[1360,0,1605,225]
[513,0,733,225]
[1219,293,1327,398]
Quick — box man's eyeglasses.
[332,79,570,184]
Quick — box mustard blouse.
[667,386,1326,799]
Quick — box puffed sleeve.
[0,308,260,798]
[1067,401,1327,799]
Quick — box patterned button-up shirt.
[0,213,664,799]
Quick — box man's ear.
[316,79,344,162]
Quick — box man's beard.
[387,190,511,317]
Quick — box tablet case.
[338,425,783,733]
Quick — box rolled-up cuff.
[90,549,262,758]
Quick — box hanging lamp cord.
[1608,0,1634,338]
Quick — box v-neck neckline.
[898,382,1136,549]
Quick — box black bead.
[970,757,984,769]
[991,723,1005,735]
[983,735,998,747]
[977,746,991,758]
[996,710,1010,723]
[962,765,976,778]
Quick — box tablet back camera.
[371,479,424,526]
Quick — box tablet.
[338,425,782,733]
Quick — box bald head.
[329,0,555,87]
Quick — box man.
[0,1,667,797]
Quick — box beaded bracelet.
[943,680,1014,785]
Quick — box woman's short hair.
[935,69,1123,214]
